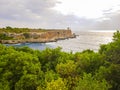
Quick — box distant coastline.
[0,26,76,44]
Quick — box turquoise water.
[4,31,114,52]
[5,43,54,50]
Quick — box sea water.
[5,31,114,53]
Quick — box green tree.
[15,74,39,90]
[23,32,31,39]
[0,45,43,90]
[45,70,59,83]
[74,51,104,75]
[56,60,78,89]
[0,33,13,40]
[113,30,120,41]
[0,80,10,90]
[99,31,120,64]
[95,65,120,90]
[56,60,76,77]
[6,26,12,30]
[38,47,63,71]
[99,31,120,90]
[75,73,110,90]
[45,78,68,90]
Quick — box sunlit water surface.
[5,31,114,53]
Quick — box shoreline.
[0,35,76,44]
[0,29,76,44]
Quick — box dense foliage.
[0,26,30,33]
[0,31,120,90]
[0,33,13,40]
[0,26,46,33]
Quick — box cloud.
[0,0,120,30]
[0,0,95,30]
[95,10,120,30]
[54,0,120,19]
[0,0,56,21]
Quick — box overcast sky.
[0,0,120,31]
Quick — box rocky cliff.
[0,29,75,44]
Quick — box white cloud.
[95,10,120,30]
[54,0,120,19]
[0,0,120,30]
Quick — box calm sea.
[5,31,114,53]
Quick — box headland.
[0,26,76,44]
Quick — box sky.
[0,0,120,31]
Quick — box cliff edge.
[0,27,76,44]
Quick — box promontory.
[0,26,76,44]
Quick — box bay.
[5,31,114,53]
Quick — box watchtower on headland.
[67,27,71,30]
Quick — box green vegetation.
[0,26,46,33]
[23,33,31,39]
[0,31,120,90]
[0,26,30,33]
[0,33,13,40]
[0,26,47,41]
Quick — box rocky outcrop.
[0,29,76,44]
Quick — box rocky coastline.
[0,29,76,44]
